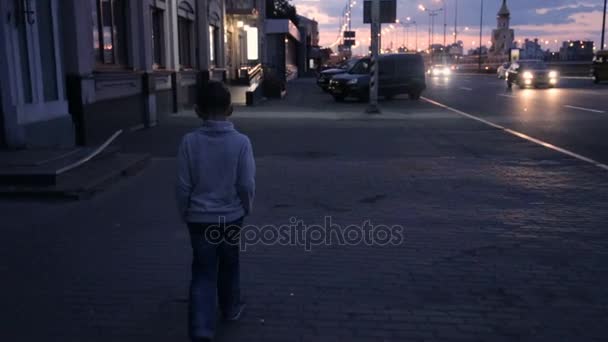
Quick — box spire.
[498,0,510,17]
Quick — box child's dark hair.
[197,80,232,116]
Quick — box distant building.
[520,39,545,60]
[448,42,464,56]
[265,14,320,81]
[490,0,514,57]
[559,41,594,61]
[468,46,489,56]
[297,15,321,75]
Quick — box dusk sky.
[293,0,606,53]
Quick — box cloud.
[296,3,339,25]
[513,10,604,42]
[292,0,606,48]
[535,2,600,15]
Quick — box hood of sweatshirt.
[198,120,235,135]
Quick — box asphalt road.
[423,73,608,165]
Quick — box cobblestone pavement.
[2,79,608,341]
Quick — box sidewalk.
[2,85,608,341]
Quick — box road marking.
[562,76,593,80]
[422,97,608,172]
[459,87,473,91]
[564,105,605,114]
[498,94,516,98]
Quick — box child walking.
[176,81,256,342]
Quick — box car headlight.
[347,79,358,85]
[433,69,441,76]
[523,71,534,79]
[443,68,451,75]
[549,71,558,78]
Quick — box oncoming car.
[506,60,559,89]
[428,64,452,77]
[497,62,510,79]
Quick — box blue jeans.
[187,218,242,340]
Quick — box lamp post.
[454,0,458,44]
[419,4,443,51]
[478,0,483,71]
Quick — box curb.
[0,153,150,200]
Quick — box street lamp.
[400,17,418,51]
[419,3,443,51]
[478,0,484,72]
[602,0,607,51]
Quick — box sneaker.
[224,302,246,321]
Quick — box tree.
[266,0,299,25]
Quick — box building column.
[61,0,98,145]
[137,0,158,127]
[0,0,22,147]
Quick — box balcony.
[226,0,259,16]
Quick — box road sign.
[343,31,356,47]
[363,0,397,24]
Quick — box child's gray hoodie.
[176,120,255,223]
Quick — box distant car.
[506,60,559,89]
[592,51,608,84]
[328,53,427,101]
[428,64,452,77]
[497,62,510,79]
[317,58,359,92]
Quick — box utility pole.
[478,0,483,71]
[415,21,418,51]
[367,0,381,114]
[602,0,607,50]
[454,0,458,44]
[428,15,432,50]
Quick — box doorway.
[1,0,68,137]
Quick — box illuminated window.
[245,26,259,61]
[209,25,219,66]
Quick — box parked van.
[592,51,608,84]
[328,53,426,101]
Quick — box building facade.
[490,0,514,57]
[520,38,546,60]
[264,18,301,82]
[559,41,595,61]
[224,0,266,105]
[297,15,320,76]
[0,0,259,148]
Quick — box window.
[209,25,219,66]
[350,60,370,74]
[245,26,259,61]
[92,0,129,66]
[151,8,165,68]
[178,1,195,69]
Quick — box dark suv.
[327,53,426,102]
